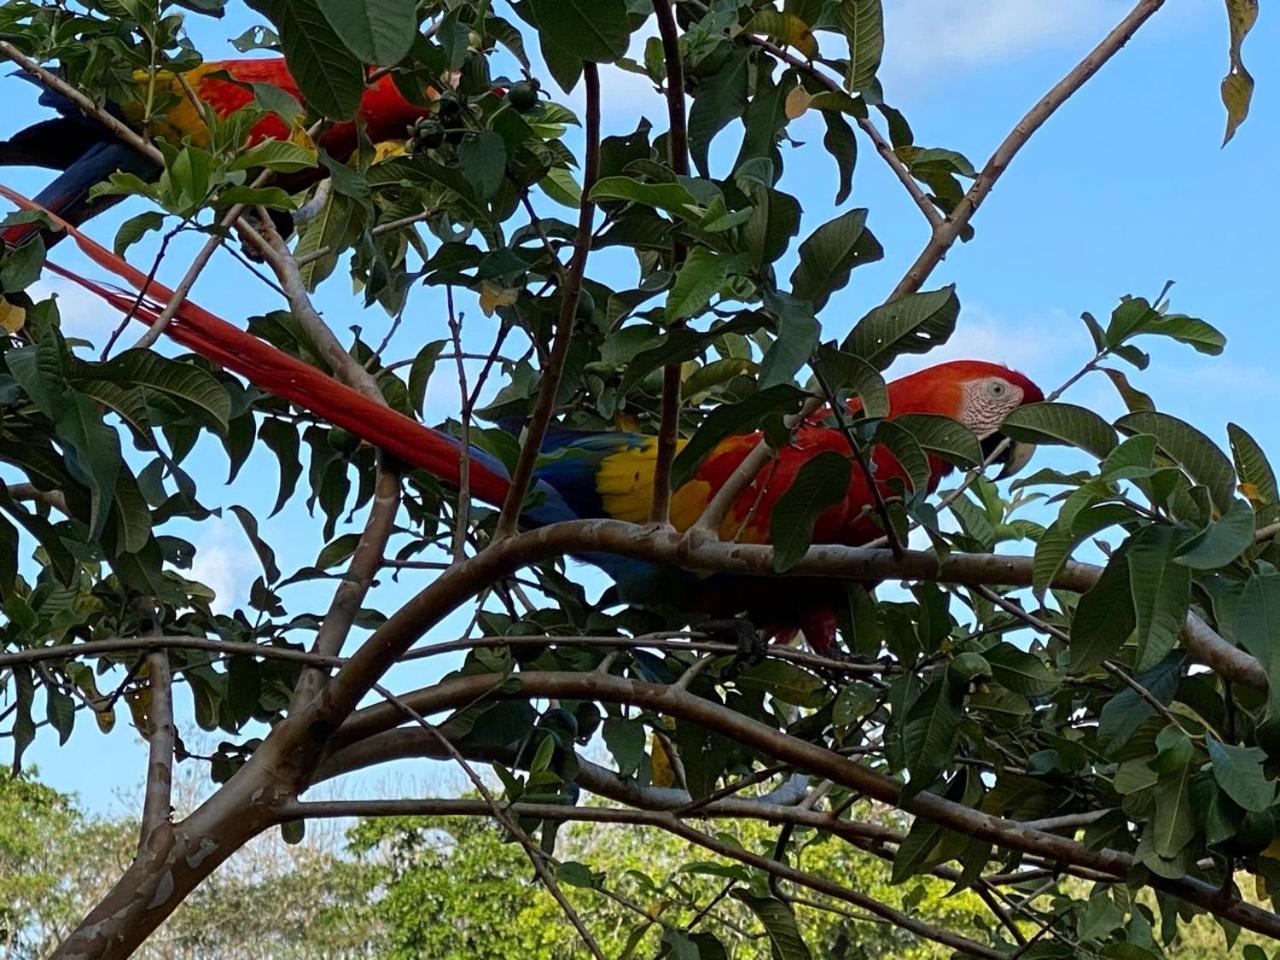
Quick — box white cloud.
[187,514,256,614]
[881,0,1130,89]
[888,301,1086,381]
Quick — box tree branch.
[323,669,1280,939]
[888,0,1167,299]
[138,647,175,850]
[322,519,1262,724]
[285,795,1004,959]
[370,682,607,960]
[648,0,690,525]
[494,63,601,539]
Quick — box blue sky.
[4,0,1278,813]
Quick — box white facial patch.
[961,377,1024,438]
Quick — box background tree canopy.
[0,0,1276,957]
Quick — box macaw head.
[885,360,1045,480]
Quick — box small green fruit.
[508,79,540,113]
[950,651,993,686]
[328,426,361,454]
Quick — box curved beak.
[995,439,1036,480]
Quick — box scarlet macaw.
[5,186,1042,655]
[474,360,1043,652]
[0,57,432,247]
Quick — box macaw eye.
[985,379,1009,399]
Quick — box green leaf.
[871,419,930,493]
[841,286,959,370]
[229,504,281,585]
[1099,366,1156,413]
[744,10,818,58]
[666,248,742,323]
[889,414,982,467]
[813,344,888,418]
[1229,421,1277,505]
[113,212,166,257]
[1150,758,1195,858]
[408,339,446,416]
[985,642,1060,696]
[458,132,508,201]
[671,384,805,488]
[245,0,365,119]
[527,0,630,63]
[296,191,356,290]
[1035,503,1135,594]
[100,350,232,432]
[1221,0,1258,144]
[1174,498,1255,569]
[259,418,303,516]
[1128,525,1191,671]
[757,290,817,389]
[1069,547,1136,674]
[687,46,750,178]
[1234,575,1280,714]
[901,669,962,796]
[1001,402,1117,460]
[730,893,812,960]
[1116,411,1237,511]
[229,138,319,174]
[838,0,884,94]
[1104,296,1226,355]
[770,451,852,572]
[621,315,764,393]
[602,717,645,779]
[1208,738,1276,812]
[315,0,416,65]
[734,660,827,708]
[789,208,882,310]
[821,110,857,205]
[589,177,700,217]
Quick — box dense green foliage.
[0,0,1275,957]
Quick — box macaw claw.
[699,617,766,672]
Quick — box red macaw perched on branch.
[0,57,433,247]
[0,189,1043,655]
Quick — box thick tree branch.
[326,670,1280,938]
[495,63,601,539]
[323,520,1261,723]
[138,648,175,849]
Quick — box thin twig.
[812,363,903,558]
[649,0,689,525]
[370,683,607,959]
[447,286,472,561]
[494,63,601,539]
[888,0,1167,300]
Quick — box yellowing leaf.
[0,299,25,334]
[650,729,676,788]
[785,84,813,120]
[478,282,519,317]
[743,10,819,58]
[1241,481,1262,503]
[371,139,407,163]
[1221,0,1258,145]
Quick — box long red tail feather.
[0,184,512,506]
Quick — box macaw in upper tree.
[0,56,434,248]
[3,186,1044,655]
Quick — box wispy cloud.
[881,0,1130,89]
